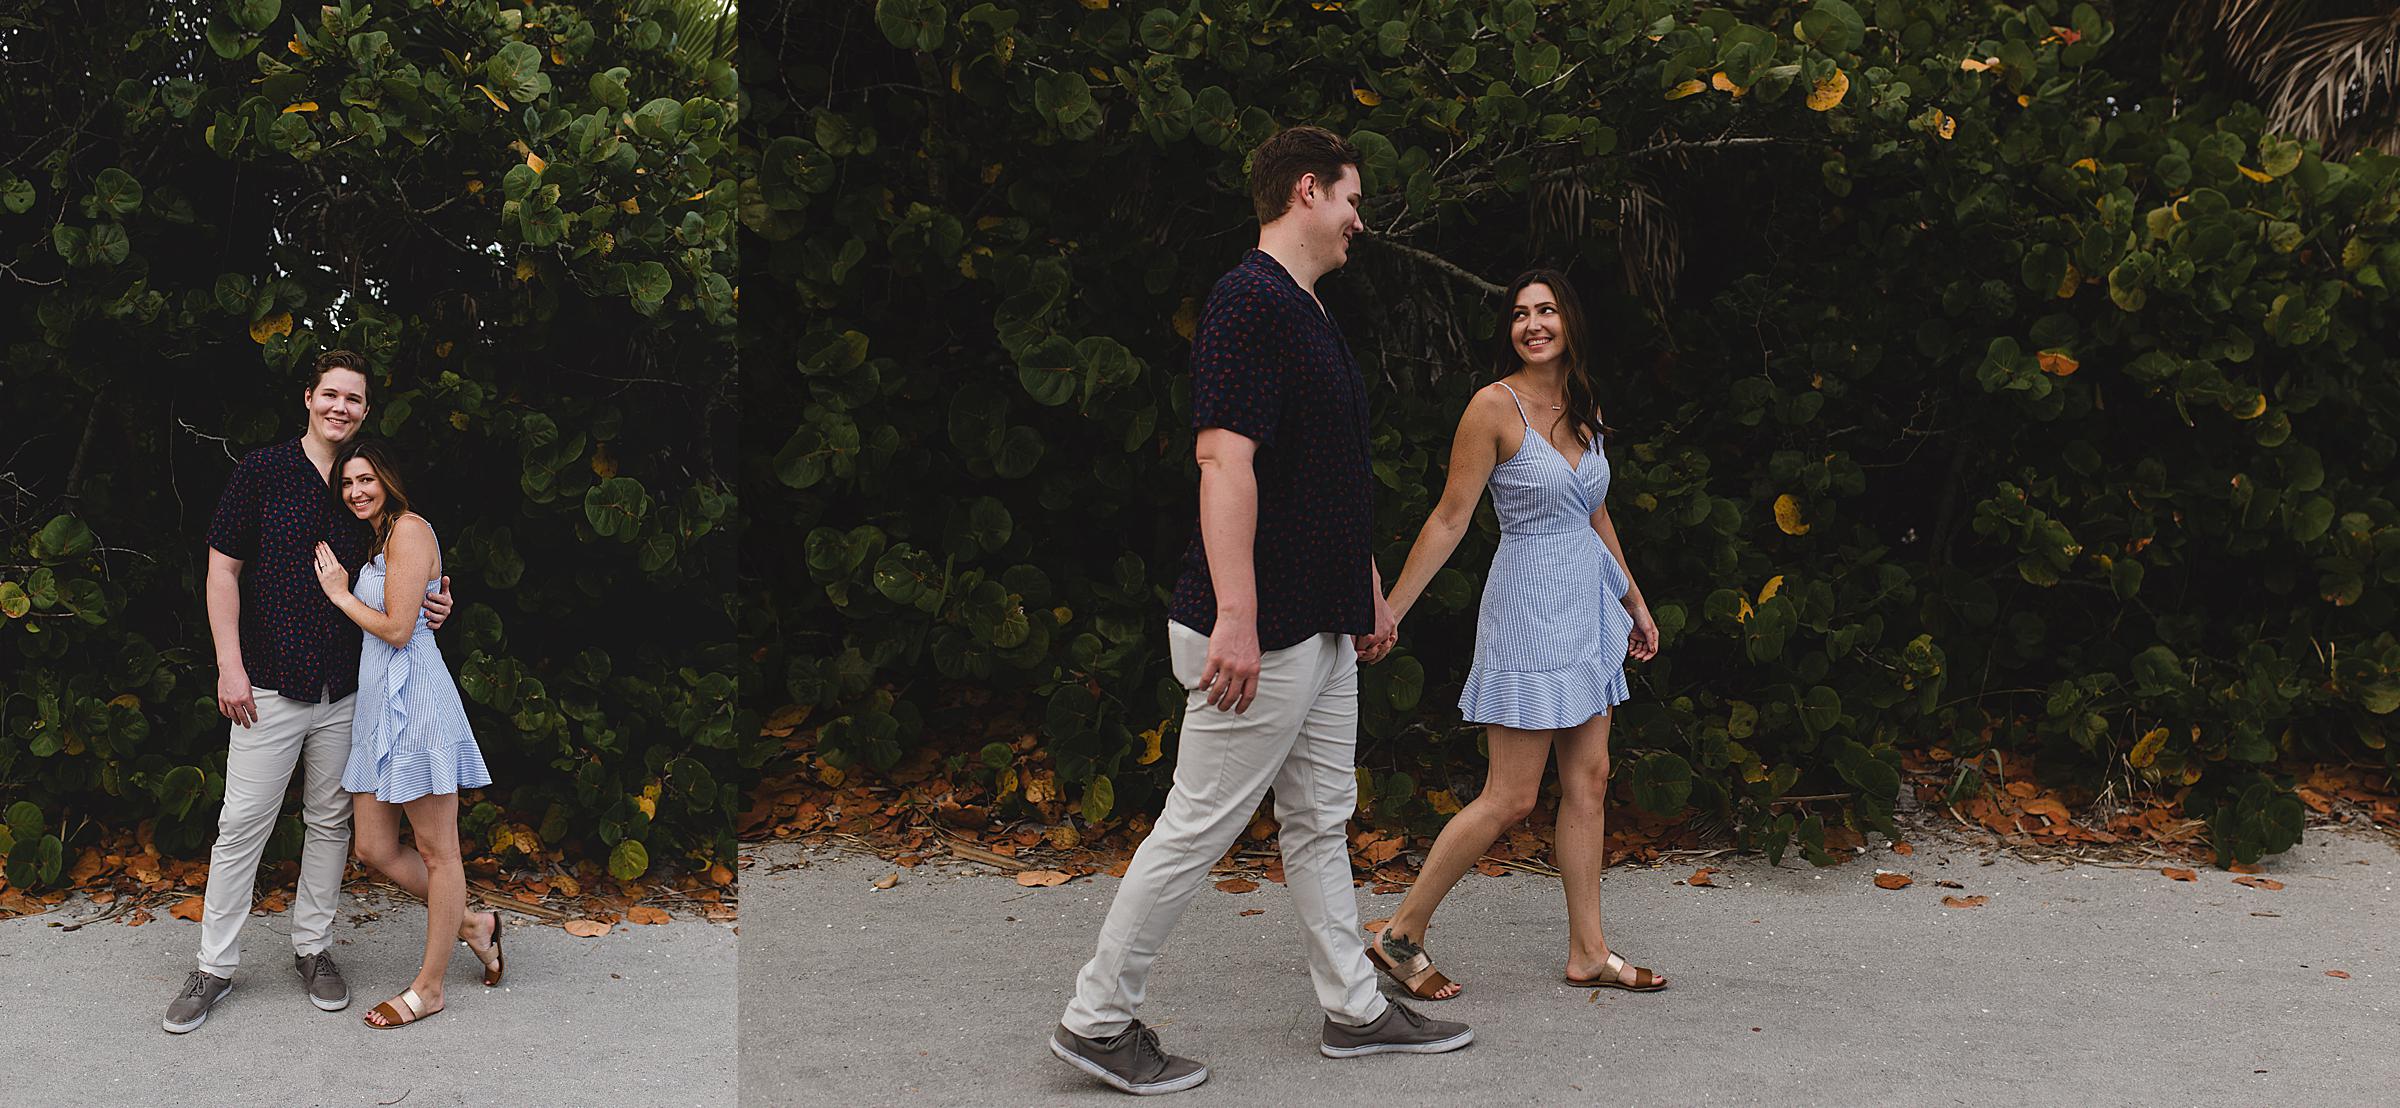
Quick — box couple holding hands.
[165,352,501,1034]
[1051,126,1664,1095]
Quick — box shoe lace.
[300,951,333,978]
[1127,1023,1167,1068]
[180,971,212,999]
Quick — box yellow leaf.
[1665,79,1707,100]
[1711,72,1745,97]
[592,443,619,478]
[1172,297,1200,341]
[1079,0,1109,8]
[1428,789,1462,816]
[466,179,485,194]
[282,101,320,113]
[2072,158,2098,172]
[248,312,294,344]
[476,84,511,112]
[487,824,515,854]
[981,163,1003,185]
[2057,263,2080,299]
[289,38,311,57]
[108,692,143,711]
[1736,596,1755,623]
[1757,575,1785,605]
[1354,87,1382,107]
[818,763,847,788]
[1137,727,1164,765]
[950,62,963,93]
[1773,493,1811,536]
[550,46,566,65]
[2231,393,2267,420]
[2036,351,2080,376]
[619,197,641,214]
[1024,770,1057,805]
[996,765,1019,800]
[525,151,546,173]
[1806,70,1849,112]
[514,258,535,282]
[1051,605,1073,624]
[634,793,656,818]
[434,340,454,358]
[1937,113,1957,140]
[2129,727,2169,769]
[448,411,470,431]
[1959,57,1995,72]
[2237,164,2272,183]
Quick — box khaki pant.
[1061,623,1386,1037]
[195,689,355,977]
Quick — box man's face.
[1304,164,1367,268]
[306,369,369,445]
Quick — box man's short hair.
[1248,125,1363,225]
[310,350,370,403]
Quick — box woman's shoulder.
[389,513,437,543]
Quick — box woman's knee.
[1476,788,1541,825]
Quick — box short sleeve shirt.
[205,438,369,703]
[1170,249,1375,651]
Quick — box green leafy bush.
[761,0,2395,868]
[1,0,755,888]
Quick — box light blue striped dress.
[340,525,493,804]
[1456,383,1635,730]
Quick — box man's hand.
[423,575,454,630]
[1197,618,1263,714]
[1357,591,1398,664]
[217,669,259,728]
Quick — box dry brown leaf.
[1687,866,1719,888]
[871,872,900,891]
[2326,970,2350,979]
[1892,842,1914,856]
[628,906,672,925]
[2161,867,2198,882]
[1215,877,1260,894]
[1239,908,1264,917]
[169,895,205,922]
[123,908,152,927]
[1874,873,1913,890]
[1942,895,1989,909]
[2233,876,2285,891]
[1015,870,1071,887]
[1935,879,1965,889]
[563,919,609,937]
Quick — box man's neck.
[300,432,338,480]
[1256,226,1329,303]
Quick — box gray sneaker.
[295,951,349,1011]
[1320,1000,1474,1058]
[1049,1021,1210,1096]
[163,970,233,1034]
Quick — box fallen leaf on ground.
[1016,870,1072,887]
[871,872,900,890]
[2326,970,2350,979]
[1215,877,1260,894]
[1892,842,1914,856]
[1363,917,1393,932]
[1687,866,1718,888]
[2161,868,2197,882]
[2228,861,2264,875]
[895,854,921,868]
[1239,909,1263,917]
[627,906,671,925]
[2233,876,2284,890]
[124,908,152,927]
[169,896,205,922]
[563,919,609,937]
[1942,895,1989,908]
[1935,879,1965,889]
[1874,873,1913,890]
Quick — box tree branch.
[1367,237,1502,296]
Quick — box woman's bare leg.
[1375,725,1555,996]
[1554,710,1658,985]
[351,792,489,949]
[364,792,461,1024]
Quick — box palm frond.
[2254,7,2400,155]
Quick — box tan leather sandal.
[1566,951,1665,992]
[467,909,505,987]
[1364,926,1461,1001]
[363,988,440,1028]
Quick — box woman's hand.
[312,542,349,599]
[1626,599,1659,662]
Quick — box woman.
[312,438,502,1028]
[1367,269,1663,1000]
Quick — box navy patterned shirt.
[205,437,368,703]
[1171,249,1375,652]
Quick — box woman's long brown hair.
[335,438,413,558]
[1497,268,1611,447]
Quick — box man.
[1050,126,1473,1096]
[164,350,454,1034]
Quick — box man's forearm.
[1197,458,1260,621]
[205,565,245,673]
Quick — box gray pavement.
[747,827,2398,1106]
[0,885,736,1106]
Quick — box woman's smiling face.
[1511,282,1567,367]
[338,456,384,520]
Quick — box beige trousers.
[195,688,354,977]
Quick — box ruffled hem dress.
[339,525,493,804]
[1456,384,1636,731]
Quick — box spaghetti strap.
[1496,382,1533,427]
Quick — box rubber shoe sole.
[1319,1025,1474,1059]
[1048,1036,1211,1095]
[308,989,349,1012]
[162,981,232,1034]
